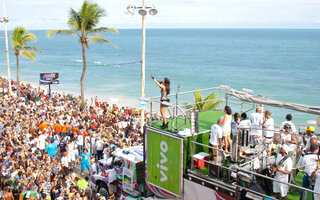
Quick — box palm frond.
[20,51,36,61]
[88,36,118,48]
[79,1,105,33]
[22,33,36,43]
[182,102,193,110]
[202,99,222,111]
[68,8,81,31]
[193,91,222,111]
[22,46,42,53]
[47,30,76,38]
[87,27,119,35]
[193,90,203,111]
[11,26,41,60]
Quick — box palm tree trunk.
[80,42,87,111]
[16,54,20,97]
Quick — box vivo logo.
[157,141,168,182]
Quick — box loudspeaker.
[208,163,221,178]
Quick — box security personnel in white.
[300,143,319,200]
[209,118,223,162]
[273,144,292,200]
[311,160,320,200]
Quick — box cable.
[34,60,142,67]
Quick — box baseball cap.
[305,126,315,132]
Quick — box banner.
[146,128,183,197]
[123,167,133,193]
[40,72,59,85]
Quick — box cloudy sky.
[0,0,319,30]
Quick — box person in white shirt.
[77,133,84,154]
[249,106,264,142]
[238,113,251,130]
[38,132,47,155]
[96,138,104,161]
[273,144,293,200]
[103,144,109,160]
[238,113,252,146]
[91,134,97,158]
[231,112,240,135]
[67,140,75,168]
[263,110,274,139]
[222,106,232,152]
[311,161,320,200]
[90,158,98,176]
[275,124,297,152]
[300,144,319,200]
[304,126,316,152]
[209,118,223,161]
[279,114,296,134]
[61,152,69,168]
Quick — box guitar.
[270,163,285,177]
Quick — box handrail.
[191,140,320,197]
[149,86,225,100]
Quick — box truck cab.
[91,146,145,199]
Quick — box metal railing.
[190,134,320,200]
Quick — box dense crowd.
[0,77,143,200]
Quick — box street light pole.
[140,0,146,130]
[3,0,11,95]
[125,2,157,131]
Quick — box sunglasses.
[284,127,291,129]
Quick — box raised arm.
[151,75,165,90]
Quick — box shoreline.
[35,82,141,109]
[1,73,141,109]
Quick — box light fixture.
[126,5,135,15]
[149,8,158,16]
[138,9,147,16]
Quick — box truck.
[91,145,145,199]
[91,86,320,200]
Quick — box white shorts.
[273,181,288,197]
[68,153,75,162]
[223,129,231,136]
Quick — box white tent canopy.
[227,90,320,116]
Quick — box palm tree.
[47,0,118,110]
[11,27,41,96]
[183,91,222,111]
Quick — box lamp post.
[0,0,11,95]
[126,3,158,130]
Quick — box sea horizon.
[1,27,320,31]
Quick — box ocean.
[0,29,319,126]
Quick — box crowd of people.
[210,105,319,200]
[0,77,143,200]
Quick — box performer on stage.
[273,144,292,200]
[151,75,170,129]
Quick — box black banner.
[40,73,59,85]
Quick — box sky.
[0,0,319,30]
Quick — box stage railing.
[190,139,320,200]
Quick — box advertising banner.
[40,72,59,85]
[123,167,133,193]
[146,127,183,197]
